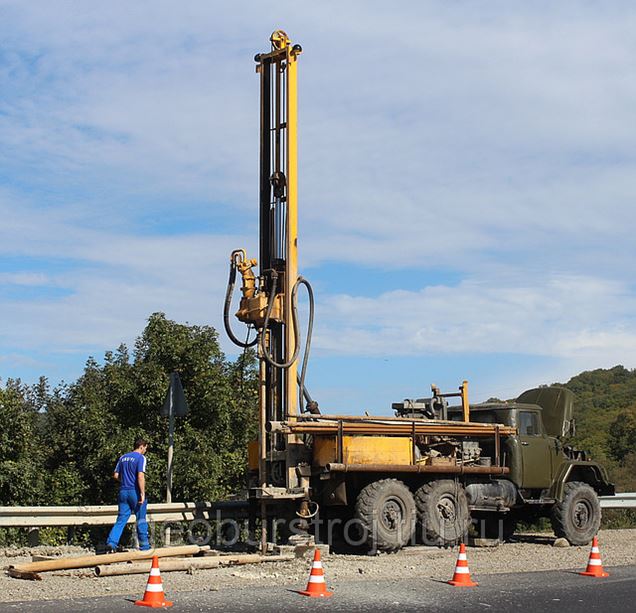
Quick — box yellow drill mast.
[224,31,309,512]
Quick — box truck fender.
[550,461,615,500]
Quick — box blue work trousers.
[106,489,150,550]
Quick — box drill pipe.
[325,463,509,475]
[267,420,516,437]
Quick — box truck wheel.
[354,479,416,553]
[550,481,601,546]
[415,480,470,547]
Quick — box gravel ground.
[1,530,634,603]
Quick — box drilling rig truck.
[222,31,614,552]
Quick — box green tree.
[607,407,636,464]
[555,365,636,462]
[42,312,258,505]
[0,379,46,504]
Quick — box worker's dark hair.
[134,437,148,449]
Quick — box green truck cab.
[452,387,614,545]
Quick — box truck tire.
[550,481,601,546]
[415,480,470,547]
[354,479,416,553]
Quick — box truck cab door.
[518,410,552,489]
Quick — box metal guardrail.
[0,494,632,529]
[600,493,636,509]
[0,501,249,528]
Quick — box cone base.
[134,599,174,608]
[448,579,478,587]
[297,590,333,598]
[579,570,609,578]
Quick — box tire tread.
[550,481,601,545]
[354,478,415,553]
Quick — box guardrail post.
[27,527,40,547]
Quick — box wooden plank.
[9,545,209,576]
[7,568,42,581]
[95,554,294,577]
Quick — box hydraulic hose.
[224,251,318,413]
[295,278,317,414]
[298,373,318,413]
[259,273,318,414]
[224,255,258,349]
[259,273,299,368]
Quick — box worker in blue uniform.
[105,438,151,551]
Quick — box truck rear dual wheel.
[354,479,416,553]
[551,481,601,546]
[415,480,471,547]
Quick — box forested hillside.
[554,366,636,492]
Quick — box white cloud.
[0,272,51,286]
[0,192,252,352]
[315,274,636,364]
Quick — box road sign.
[160,372,189,418]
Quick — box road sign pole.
[165,385,174,546]
[159,371,188,547]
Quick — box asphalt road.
[3,565,634,612]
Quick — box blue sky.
[1,2,636,413]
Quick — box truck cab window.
[519,411,540,436]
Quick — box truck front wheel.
[415,480,470,547]
[354,479,416,553]
[551,481,601,546]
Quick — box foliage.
[607,409,636,464]
[0,379,46,505]
[557,365,636,465]
[0,313,258,517]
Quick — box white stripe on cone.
[453,567,470,574]
[312,561,323,569]
[144,584,164,593]
[588,559,602,566]
[591,547,600,553]
[150,568,161,576]
[308,575,326,583]
[458,553,467,561]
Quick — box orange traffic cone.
[135,556,174,608]
[448,543,478,587]
[580,536,609,577]
[297,548,333,598]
